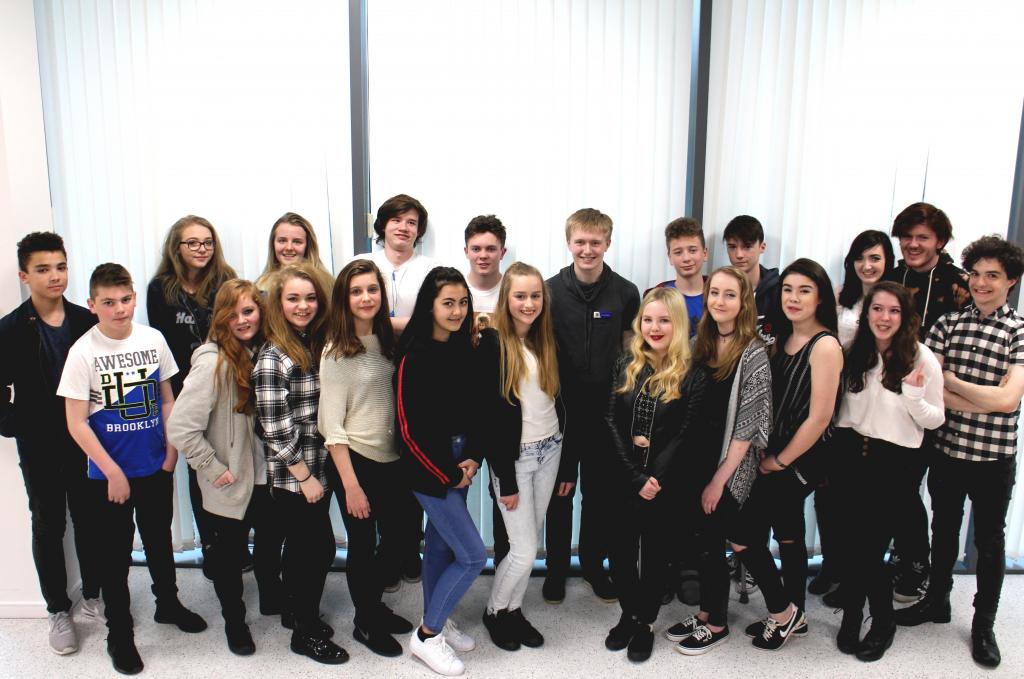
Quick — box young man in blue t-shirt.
[58,263,206,675]
[648,217,707,337]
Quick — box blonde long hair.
[618,287,691,402]
[256,212,334,296]
[492,262,559,403]
[208,279,264,414]
[262,263,328,372]
[693,266,760,381]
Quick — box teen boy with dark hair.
[0,232,102,655]
[463,214,507,317]
[895,235,1024,669]
[883,202,972,601]
[722,215,782,336]
[58,263,206,675]
[544,208,641,604]
[649,217,707,337]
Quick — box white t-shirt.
[519,343,559,443]
[366,249,437,318]
[57,323,178,480]
[467,276,502,314]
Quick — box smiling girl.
[395,267,487,677]
[255,212,334,297]
[603,287,708,662]
[168,280,275,656]
[252,264,347,665]
[477,262,564,652]
[318,259,413,657]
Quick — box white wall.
[0,0,78,618]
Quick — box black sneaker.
[665,615,701,642]
[971,626,1001,668]
[290,632,349,664]
[542,576,565,604]
[605,613,639,651]
[627,624,654,662]
[483,609,520,651]
[676,624,730,655]
[583,574,618,602]
[353,624,402,657]
[374,603,414,635]
[822,586,845,609]
[508,608,544,648]
[893,594,950,627]
[808,571,836,595]
[154,600,208,633]
[107,634,144,675]
[225,621,256,656]
[893,561,929,603]
[744,618,808,638]
[751,607,805,651]
[856,621,895,662]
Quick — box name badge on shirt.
[593,311,613,319]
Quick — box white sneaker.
[48,611,78,655]
[79,597,106,623]
[410,631,465,676]
[442,618,475,652]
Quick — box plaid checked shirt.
[926,303,1024,462]
[252,341,328,490]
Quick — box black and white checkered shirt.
[926,303,1024,462]
[253,342,328,490]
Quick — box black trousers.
[90,469,178,635]
[608,491,675,624]
[813,483,840,579]
[693,491,739,628]
[832,430,919,624]
[275,488,335,637]
[205,485,282,624]
[733,468,814,614]
[188,466,215,549]
[891,437,932,568]
[327,452,406,628]
[927,451,1016,628]
[17,437,102,613]
[378,482,423,584]
[250,484,285,610]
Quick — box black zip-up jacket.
[0,297,96,441]
[605,357,709,495]
[394,337,483,497]
[755,264,784,338]
[475,329,570,493]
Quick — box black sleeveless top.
[769,330,840,485]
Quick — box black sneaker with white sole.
[893,561,928,603]
[751,608,805,651]
[665,615,701,642]
[675,624,730,655]
[744,617,808,638]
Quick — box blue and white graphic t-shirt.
[58,323,178,480]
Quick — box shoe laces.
[761,616,781,640]
[691,625,713,642]
[50,612,73,634]
[443,619,463,640]
[435,634,458,661]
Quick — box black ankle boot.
[893,593,951,626]
[107,633,144,675]
[837,609,863,654]
[971,626,1001,668]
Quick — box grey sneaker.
[48,611,78,655]
[79,597,106,623]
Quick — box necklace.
[718,329,736,338]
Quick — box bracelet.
[296,472,312,483]
[774,455,788,470]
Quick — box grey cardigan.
[717,339,773,506]
[167,342,261,520]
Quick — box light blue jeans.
[488,433,562,612]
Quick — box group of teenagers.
[3,194,1023,676]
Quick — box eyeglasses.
[181,239,215,251]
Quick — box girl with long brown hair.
[477,262,564,652]
[832,281,943,661]
[667,266,772,656]
[168,279,277,656]
[252,264,346,664]
[317,259,413,657]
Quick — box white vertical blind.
[366,0,694,291]
[705,0,1024,557]
[34,0,354,550]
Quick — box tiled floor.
[0,569,1019,678]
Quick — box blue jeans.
[415,484,487,632]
